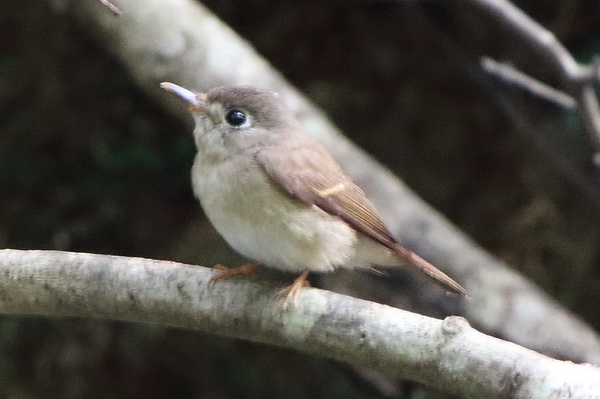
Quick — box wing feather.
[256,145,396,248]
[255,143,466,295]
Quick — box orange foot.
[211,262,261,282]
[278,269,311,310]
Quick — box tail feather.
[393,244,467,296]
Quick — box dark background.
[1,0,600,397]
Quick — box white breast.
[191,153,359,272]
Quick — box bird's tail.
[393,244,467,296]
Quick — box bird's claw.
[277,269,311,310]
[210,262,261,282]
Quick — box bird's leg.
[278,269,311,310]
[211,262,261,282]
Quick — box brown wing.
[256,143,467,295]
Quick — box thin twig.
[463,0,583,79]
[417,2,600,215]
[463,0,600,161]
[99,0,122,15]
[481,56,577,109]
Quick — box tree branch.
[414,3,600,213]
[56,0,600,363]
[480,56,577,109]
[98,0,122,16]
[463,0,600,157]
[463,0,583,79]
[1,249,599,398]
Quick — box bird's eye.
[225,109,247,127]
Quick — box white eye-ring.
[225,109,251,128]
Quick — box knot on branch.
[441,316,470,336]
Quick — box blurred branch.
[1,249,600,398]
[98,0,122,15]
[57,0,600,364]
[412,4,600,213]
[481,57,577,109]
[463,0,583,78]
[463,0,600,160]
[580,86,600,155]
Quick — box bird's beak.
[160,82,219,124]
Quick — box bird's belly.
[192,157,358,272]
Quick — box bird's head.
[161,83,300,156]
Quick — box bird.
[160,82,467,307]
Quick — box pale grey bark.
[50,0,600,364]
[1,249,599,399]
